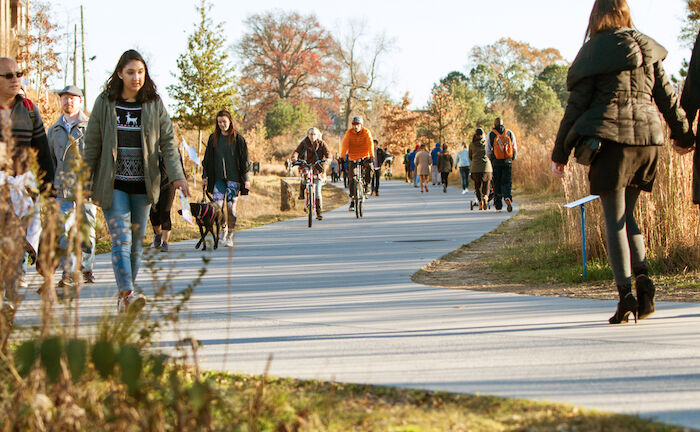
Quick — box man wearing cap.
[340,116,374,211]
[48,85,97,289]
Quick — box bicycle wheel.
[307,186,313,227]
[358,195,363,218]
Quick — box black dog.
[179,200,224,250]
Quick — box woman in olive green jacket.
[551,0,694,325]
[84,49,189,313]
[469,128,492,210]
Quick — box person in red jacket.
[340,116,374,211]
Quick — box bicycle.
[350,158,369,219]
[293,159,326,227]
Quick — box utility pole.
[81,6,87,109]
[73,24,77,86]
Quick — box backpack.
[492,129,514,160]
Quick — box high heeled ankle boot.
[635,274,655,320]
[609,284,638,325]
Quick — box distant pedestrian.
[330,156,340,183]
[455,141,471,194]
[403,148,411,183]
[551,0,693,324]
[202,109,251,247]
[415,144,431,193]
[371,140,386,196]
[437,144,454,193]
[487,118,517,212]
[430,142,441,185]
[469,128,492,210]
[409,145,419,187]
[47,85,97,290]
[84,49,190,313]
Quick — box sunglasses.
[0,71,23,79]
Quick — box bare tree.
[336,21,394,130]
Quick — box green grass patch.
[478,199,613,285]
[478,192,700,293]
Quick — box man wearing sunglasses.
[0,57,55,189]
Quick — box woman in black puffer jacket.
[551,0,695,324]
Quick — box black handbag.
[574,137,602,166]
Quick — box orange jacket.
[340,127,374,161]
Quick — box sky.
[49,0,691,112]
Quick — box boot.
[635,273,656,320]
[609,284,638,324]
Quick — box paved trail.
[23,180,700,429]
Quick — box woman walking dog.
[551,0,694,324]
[202,109,251,248]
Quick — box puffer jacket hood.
[552,28,693,165]
[567,28,667,90]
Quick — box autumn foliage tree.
[380,93,420,158]
[236,10,340,128]
[17,1,61,119]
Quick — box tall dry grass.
[561,135,700,272]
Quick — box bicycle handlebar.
[292,159,327,168]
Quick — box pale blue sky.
[52,0,690,112]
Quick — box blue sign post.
[564,195,600,278]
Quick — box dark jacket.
[11,95,55,188]
[437,151,454,173]
[202,130,250,194]
[293,136,330,174]
[680,30,700,204]
[552,28,693,165]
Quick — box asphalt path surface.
[22,180,700,429]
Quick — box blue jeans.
[58,198,97,276]
[459,166,470,190]
[102,190,151,292]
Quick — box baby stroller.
[469,183,494,211]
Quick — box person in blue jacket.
[430,143,441,185]
[408,145,419,187]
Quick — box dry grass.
[561,137,700,272]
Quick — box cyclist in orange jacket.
[340,116,374,211]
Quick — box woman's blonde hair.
[308,127,321,139]
[585,0,634,41]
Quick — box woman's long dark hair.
[104,50,158,103]
[213,110,236,146]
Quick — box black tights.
[599,187,648,287]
